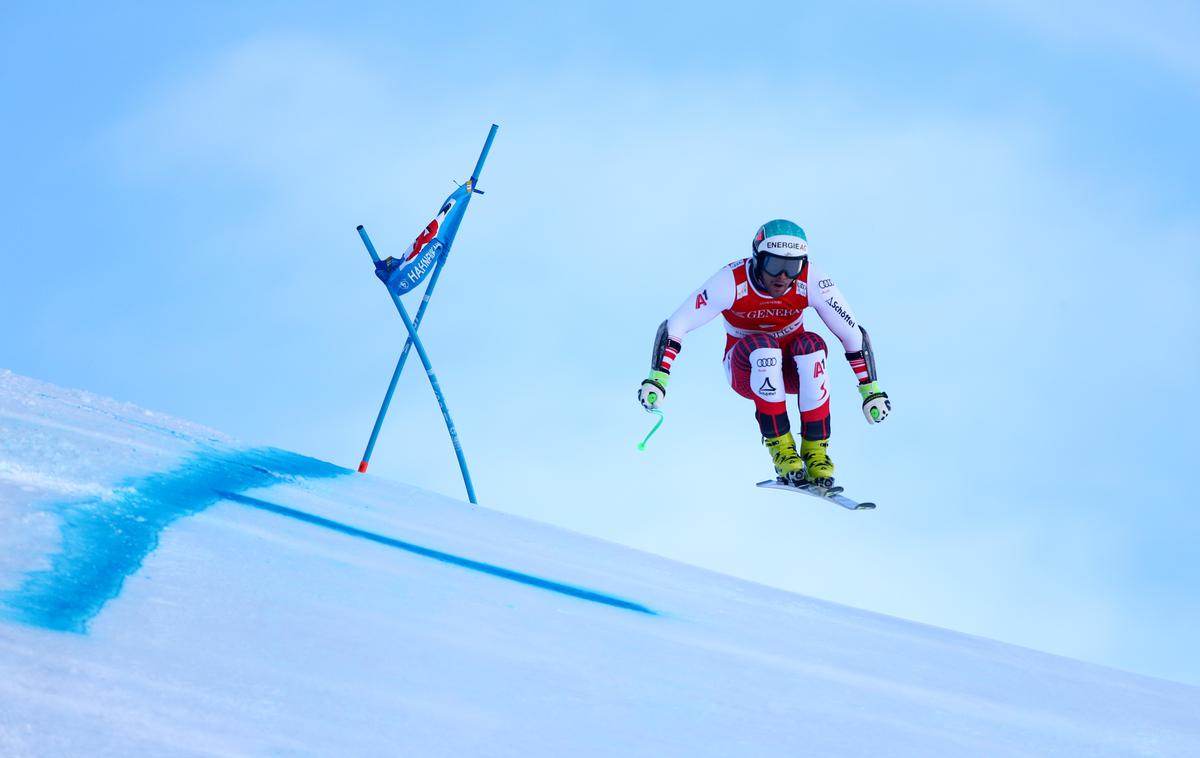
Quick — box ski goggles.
[758,253,805,279]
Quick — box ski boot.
[800,438,835,488]
[763,432,807,486]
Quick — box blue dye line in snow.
[0,448,347,634]
[218,491,658,616]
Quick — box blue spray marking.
[1,447,656,632]
[218,492,657,616]
[0,448,347,633]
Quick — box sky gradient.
[2,2,1198,685]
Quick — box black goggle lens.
[758,253,804,279]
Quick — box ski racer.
[637,219,891,487]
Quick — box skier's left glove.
[638,370,669,412]
[858,381,891,424]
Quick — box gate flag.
[374,174,478,297]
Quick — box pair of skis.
[754,479,876,511]
[640,409,875,511]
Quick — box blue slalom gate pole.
[354,125,497,503]
[357,250,450,473]
[357,123,498,476]
[469,124,498,188]
[357,225,477,504]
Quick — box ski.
[755,479,876,510]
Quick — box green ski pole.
[637,409,665,451]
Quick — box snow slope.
[1,370,1198,757]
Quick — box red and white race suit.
[657,258,869,440]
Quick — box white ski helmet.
[751,219,809,279]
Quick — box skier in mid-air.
[638,219,891,488]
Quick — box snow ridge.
[2,371,1198,757]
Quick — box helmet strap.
[750,256,766,291]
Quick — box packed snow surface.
[1,370,1197,756]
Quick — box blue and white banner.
[375,181,475,297]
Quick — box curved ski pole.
[637,409,665,451]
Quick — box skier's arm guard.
[845,326,878,384]
[848,326,890,423]
[649,320,683,374]
[639,321,678,412]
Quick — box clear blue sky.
[2,1,1198,685]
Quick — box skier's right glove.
[858,381,891,424]
[638,370,670,412]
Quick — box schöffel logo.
[756,357,778,367]
[825,297,855,328]
[758,377,778,395]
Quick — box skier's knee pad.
[789,332,827,358]
[791,333,830,417]
[747,345,785,406]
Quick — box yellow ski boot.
[800,438,836,487]
[763,432,807,486]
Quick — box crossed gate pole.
[354,125,498,505]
